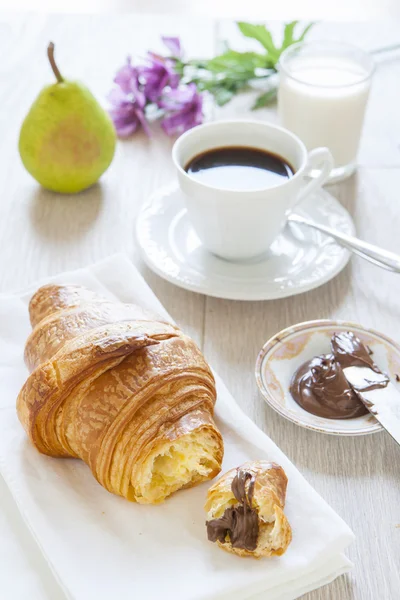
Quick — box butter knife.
[342,365,400,446]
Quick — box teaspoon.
[288,213,400,273]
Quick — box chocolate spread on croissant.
[290,331,388,419]
[206,468,259,551]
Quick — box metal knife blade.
[343,365,400,446]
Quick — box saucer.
[254,319,400,436]
[136,182,355,301]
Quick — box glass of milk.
[278,41,374,182]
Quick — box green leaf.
[173,59,186,76]
[296,21,315,43]
[187,59,209,69]
[206,50,268,73]
[237,22,280,61]
[251,88,277,109]
[282,21,299,50]
[275,20,316,54]
[282,20,315,49]
[213,87,236,106]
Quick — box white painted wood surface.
[1,0,400,20]
[0,14,399,600]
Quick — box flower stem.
[47,42,64,83]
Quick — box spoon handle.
[288,213,400,273]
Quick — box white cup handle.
[292,147,334,210]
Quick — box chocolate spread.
[331,332,379,371]
[290,331,388,419]
[333,332,390,394]
[206,467,259,551]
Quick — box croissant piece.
[205,461,292,558]
[17,284,223,504]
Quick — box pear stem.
[47,42,64,83]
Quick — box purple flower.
[108,66,150,137]
[162,36,182,59]
[159,83,204,136]
[113,56,138,94]
[137,53,180,103]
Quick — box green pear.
[19,42,116,194]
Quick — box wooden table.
[1,0,400,20]
[0,14,399,600]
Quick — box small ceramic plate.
[135,182,354,301]
[256,320,400,436]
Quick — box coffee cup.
[172,120,333,261]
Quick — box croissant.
[205,461,292,558]
[17,284,223,504]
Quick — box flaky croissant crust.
[17,284,223,504]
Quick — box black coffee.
[185,146,294,191]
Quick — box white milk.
[278,56,371,168]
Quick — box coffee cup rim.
[172,119,308,195]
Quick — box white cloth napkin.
[0,254,354,600]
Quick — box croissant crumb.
[134,430,222,504]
